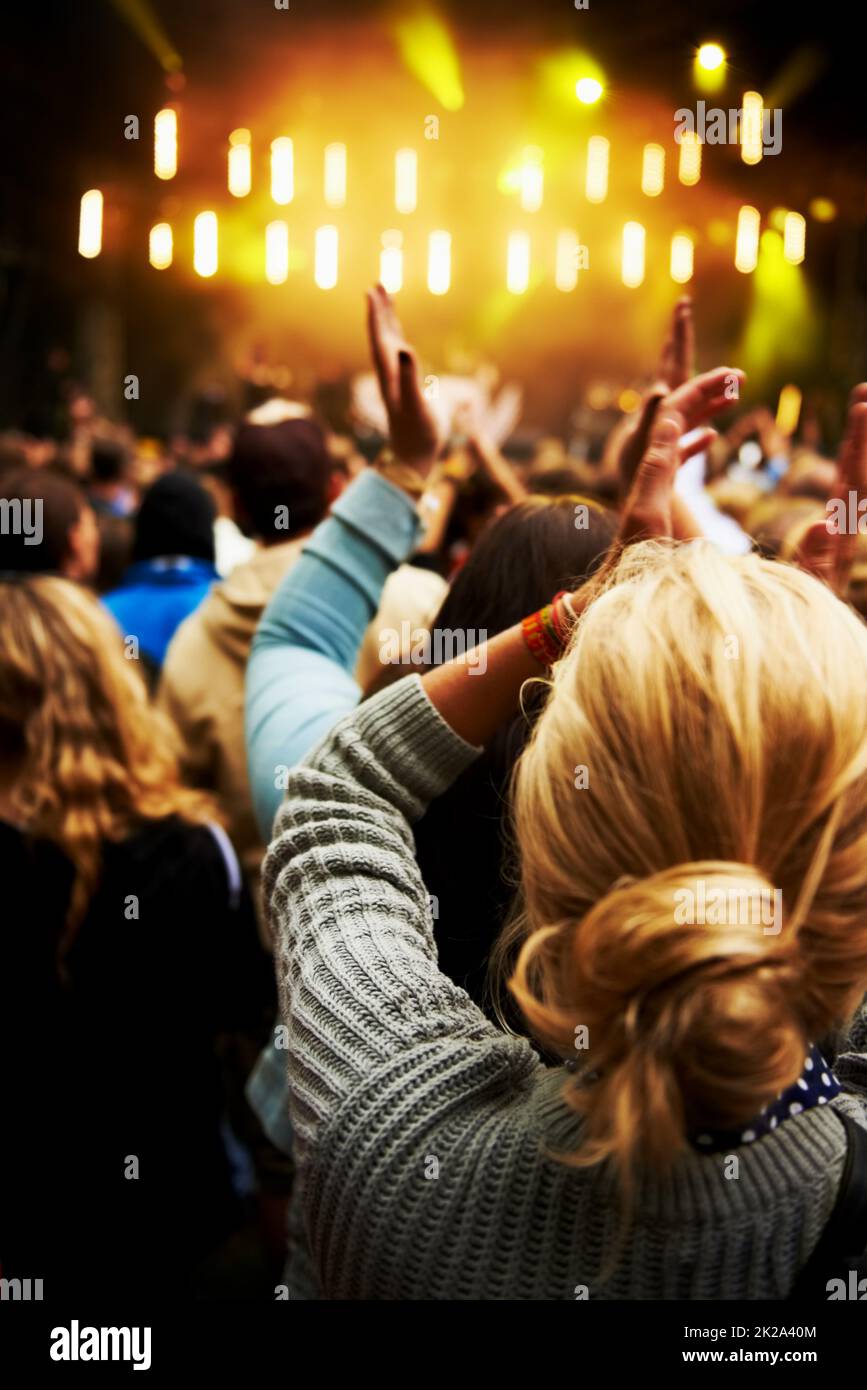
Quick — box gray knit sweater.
[264,675,867,1300]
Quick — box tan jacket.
[158,540,445,886]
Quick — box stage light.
[641,143,665,197]
[735,205,760,273]
[380,230,403,294]
[193,211,218,277]
[324,143,347,209]
[315,226,338,289]
[78,189,103,258]
[618,388,642,412]
[395,148,418,214]
[428,231,451,295]
[741,91,763,166]
[265,220,289,284]
[678,130,702,186]
[394,12,465,111]
[585,136,609,204]
[148,221,172,269]
[575,77,603,105]
[783,211,806,265]
[621,222,645,288]
[670,233,694,284]
[519,149,544,213]
[776,384,802,436]
[697,43,726,72]
[271,137,294,205]
[154,107,178,180]
[228,129,252,198]
[809,197,836,222]
[507,232,531,294]
[555,230,580,292]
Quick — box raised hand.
[796,387,867,594]
[366,284,440,470]
[658,296,695,391]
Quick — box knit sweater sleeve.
[263,673,543,1296]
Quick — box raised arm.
[245,284,443,839]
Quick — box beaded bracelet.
[521,590,580,667]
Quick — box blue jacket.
[104,557,219,668]
[245,469,422,839]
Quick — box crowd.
[2,286,867,1301]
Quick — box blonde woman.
[0,575,272,1297]
[262,397,867,1300]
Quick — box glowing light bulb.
[314,225,338,289]
[148,222,172,269]
[697,43,726,72]
[78,189,103,258]
[735,205,760,273]
[228,129,252,197]
[271,138,294,205]
[670,233,694,284]
[427,230,451,295]
[585,136,609,204]
[641,143,665,197]
[678,130,702,186]
[621,222,645,288]
[783,211,806,265]
[576,78,603,105]
[154,108,178,180]
[324,143,347,208]
[193,211,218,278]
[506,231,530,294]
[265,221,289,284]
[395,148,418,214]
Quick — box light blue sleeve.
[245,468,423,840]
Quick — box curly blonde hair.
[0,575,218,941]
[497,541,867,1187]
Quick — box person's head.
[0,467,99,583]
[434,493,618,640]
[0,575,216,938]
[131,472,216,565]
[227,417,334,543]
[503,541,867,1184]
[90,437,131,488]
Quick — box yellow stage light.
[618,388,642,413]
[395,148,418,214]
[428,230,451,295]
[265,221,289,284]
[507,231,530,294]
[228,129,252,198]
[324,143,347,209]
[809,197,837,223]
[193,211,218,278]
[380,230,403,294]
[270,138,294,206]
[621,222,645,289]
[741,91,764,166]
[783,211,806,265]
[576,77,603,105]
[641,143,665,197]
[314,225,338,289]
[776,384,802,436]
[585,136,609,204]
[394,12,464,111]
[678,130,702,186]
[78,189,103,259]
[519,148,544,213]
[670,233,694,284]
[154,108,178,180]
[555,230,580,292]
[697,43,726,72]
[735,205,760,273]
[148,221,172,269]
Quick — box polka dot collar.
[692,1044,841,1153]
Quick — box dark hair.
[0,467,86,575]
[435,493,616,637]
[412,494,618,1011]
[227,418,331,540]
[90,438,130,485]
[132,472,216,564]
